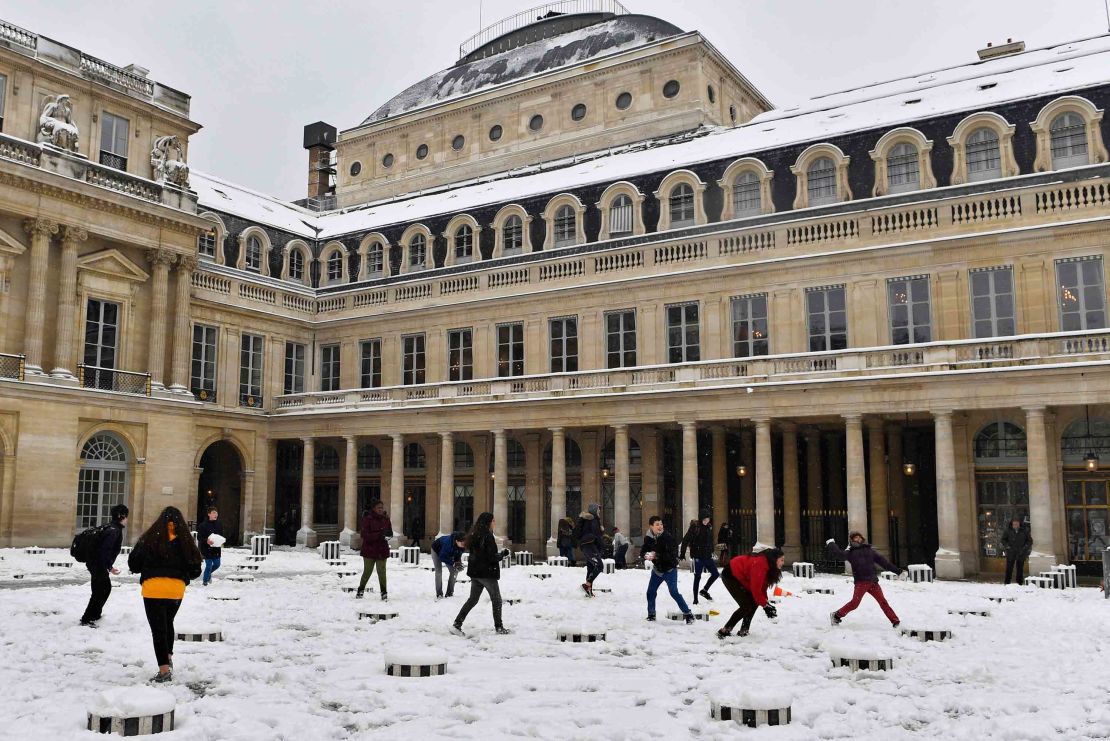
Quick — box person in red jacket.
[716,547,784,639]
[358,500,393,601]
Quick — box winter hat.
[476,511,494,528]
[750,541,773,554]
[587,503,601,517]
[849,531,866,541]
[699,508,712,521]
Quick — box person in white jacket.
[612,527,630,569]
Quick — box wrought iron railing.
[77,365,151,396]
[0,352,25,381]
[801,510,849,573]
[192,387,216,403]
[239,393,263,409]
[458,0,629,59]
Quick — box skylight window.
[1055,66,1074,73]
[212,188,230,200]
[903,98,921,105]
[978,82,998,90]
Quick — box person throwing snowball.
[716,546,783,638]
[827,531,902,628]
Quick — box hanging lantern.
[735,464,748,478]
[601,466,611,479]
[902,461,916,477]
[1085,451,1100,472]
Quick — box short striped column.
[86,687,175,736]
[791,562,814,578]
[384,649,447,677]
[907,564,934,583]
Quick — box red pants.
[834,581,899,624]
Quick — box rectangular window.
[806,285,848,351]
[99,112,129,170]
[496,322,525,377]
[666,303,700,363]
[402,334,426,385]
[0,74,7,132]
[197,230,216,259]
[83,298,119,390]
[239,333,264,407]
[970,267,1015,338]
[609,199,633,236]
[549,316,578,373]
[320,344,341,391]
[887,276,932,344]
[360,338,382,388]
[283,342,305,395]
[606,309,637,369]
[447,328,473,382]
[190,324,218,401]
[1057,256,1106,332]
[732,174,761,217]
[503,218,523,253]
[731,294,769,357]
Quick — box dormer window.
[245,235,263,272]
[409,233,426,269]
[289,249,304,281]
[554,205,576,248]
[1050,112,1089,168]
[668,183,696,228]
[610,195,634,237]
[806,157,837,205]
[966,128,1001,181]
[886,142,920,193]
[455,224,474,262]
[326,250,344,283]
[503,215,523,254]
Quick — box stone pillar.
[711,425,727,523]
[547,427,566,553]
[867,418,890,553]
[614,424,630,536]
[805,427,823,511]
[438,431,454,538]
[933,410,964,578]
[340,435,359,549]
[50,226,86,379]
[0,453,16,546]
[143,248,173,389]
[844,415,866,538]
[296,437,317,547]
[681,421,698,529]
[1024,407,1058,574]
[754,418,775,547]
[389,434,404,547]
[169,255,197,391]
[22,218,58,374]
[240,468,255,541]
[781,422,802,563]
[493,429,508,546]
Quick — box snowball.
[207,534,226,547]
[384,648,448,667]
[87,686,175,717]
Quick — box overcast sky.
[8,0,1109,201]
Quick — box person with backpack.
[680,509,720,604]
[127,506,203,683]
[642,516,695,623]
[576,503,604,596]
[78,504,128,627]
[827,532,902,628]
[451,512,512,636]
[358,500,392,600]
[717,547,784,638]
[197,506,224,586]
[431,531,466,599]
[557,517,576,565]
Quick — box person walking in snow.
[197,506,224,586]
[557,517,576,565]
[79,503,128,627]
[128,506,203,683]
[827,532,902,628]
[716,546,784,638]
[358,500,392,600]
[1000,518,1033,585]
[612,527,630,569]
[451,512,512,636]
[717,521,733,558]
[576,503,605,596]
[431,531,466,599]
[680,509,721,604]
[642,516,696,623]
[410,515,425,549]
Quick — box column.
[886,425,907,564]
[143,248,173,389]
[781,422,802,563]
[438,431,454,537]
[547,427,566,553]
[844,414,866,538]
[711,426,727,524]
[740,426,755,509]
[340,435,359,548]
[681,421,698,529]
[389,434,404,547]
[21,218,58,374]
[867,418,890,554]
[805,427,823,511]
[169,255,197,391]
[933,410,964,578]
[50,226,86,379]
[240,469,255,542]
[1024,407,1058,574]
[1,452,16,546]
[754,418,775,547]
[493,429,508,546]
[296,437,317,547]
[614,424,630,536]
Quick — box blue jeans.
[559,545,575,564]
[202,557,221,585]
[646,567,691,617]
[693,558,720,596]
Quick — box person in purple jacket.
[827,531,903,628]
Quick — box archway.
[197,441,244,545]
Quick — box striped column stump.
[47,560,73,568]
[335,569,359,578]
[320,541,341,560]
[668,610,709,621]
[900,627,953,642]
[24,547,45,555]
[175,629,223,642]
[325,559,347,567]
[986,595,1016,603]
[358,609,399,623]
[830,655,896,671]
[10,573,24,580]
[1052,564,1078,588]
[190,531,199,545]
[546,556,568,567]
[1039,571,1066,589]
[120,547,133,555]
[207,594,240,601]
[226,574,255,583]
[236,564,260,572]
[710,702,792,728]
[791,562,815,579]
[87,687,174,736]
[530,572,552,580]
[602,558,616,574]
[805,587,834,595]
[1025,576,1053,589]
[500,552,512,569]
[948,608,990,617]
[557,630,606,642]
[907,564,934,583]
[592,586,612,593]
[384,650,447,677]
[245,555,267,563]
[250,534,271,557]
[513,551,533,566]
[880,571,898,581]
[504,598,523,605]
[341,584,372,594]
[400,546,420,565]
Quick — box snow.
[710,682,794,710]
[2,547,1109,739]
[86,686,175,717]
[383,648,448,667]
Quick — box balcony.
[77,365,151,396]
[272,328,1110,415]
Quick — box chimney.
[977,38,1025,61]
[303,122,337,201]
[122,64,150,78]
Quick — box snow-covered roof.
[192,171,319,239]
[196,33,1110,242]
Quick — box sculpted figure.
[151,135,190,188]
[37,94,80,151]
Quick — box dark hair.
[465,511,494,550]
[369,499,384,511]
[849,531,865,541]
[761,547,785,585]
[648,515,662,526]
[137,506,202,565]
[206,506,218,515]
[110,504,129,522]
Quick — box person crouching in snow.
[827,532,902,628]
[642,516,696,623]
[451,512,512,636]
[716,547,783,638]
[431,531,466,599]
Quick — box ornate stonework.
[36,95,80,152]
[151,135,190,188]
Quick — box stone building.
[1,5,1109,579]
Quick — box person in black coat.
[197,506,224,586]
[827,532,901,628]
[80,504,128,627]
[1000,518,1033,584]
[717,522,733,557]
[643,516,695,623]
[681,509,721,604]
[557,517,576,565]
[451,512,511,636]
[410,516,425,549]
[576,503,605,596]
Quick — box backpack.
[71,523,110,563]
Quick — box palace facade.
[2,5,1109,578]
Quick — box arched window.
[314,445,340,471]
[404,442,426,469]
[669,183,696,228]
[326,250,344,282]
[554,205,576,248]
[806,156,837,205]
[357,444,381,471]
[366,242,383,276]
[609,194,634,237]
[409,234,426,269]
[887,142,920,193]
[967,128,1001,181]
[288,249,304,281]
[245,235,263,272]
[503,215,523,254]
[974,421,1027,463]
[732,171,762,217]
[1050,112,1089,168]
[77,433,129,530]
[507,439,526,469]
[454,441,475,470]
[454,224,474,262]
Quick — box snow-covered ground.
[1,547,1108,740]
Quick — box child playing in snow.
[827,532,902,628]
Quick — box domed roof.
[361,14,683,125]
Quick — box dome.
[361,14,684,125]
